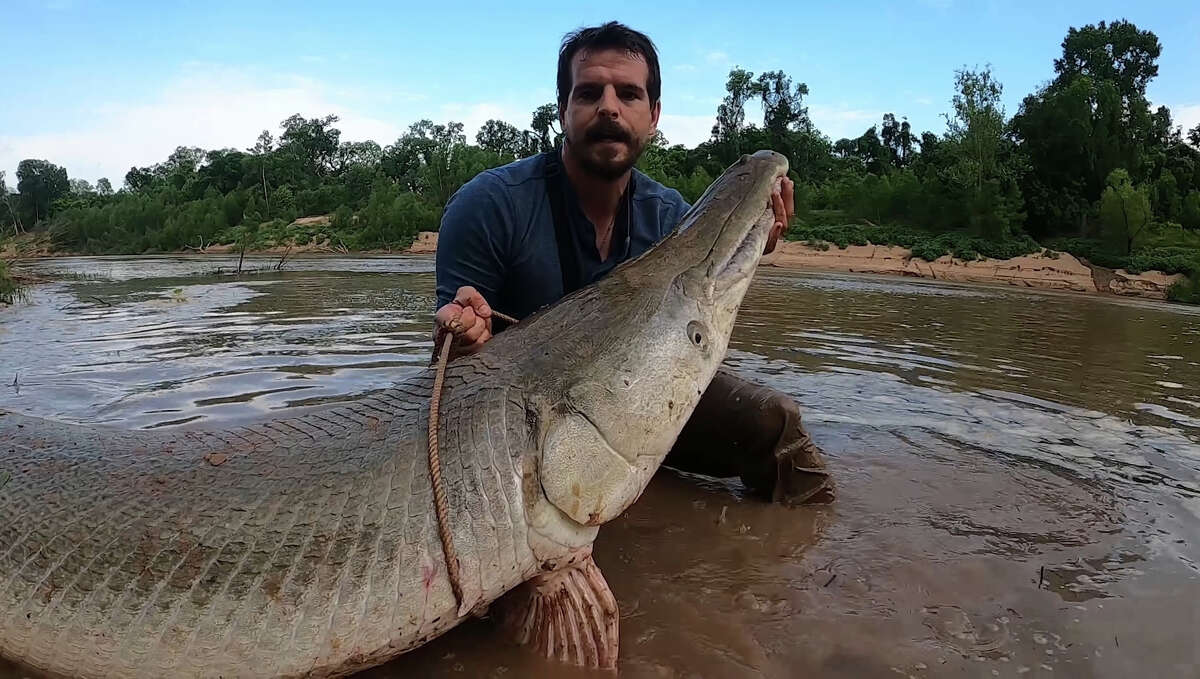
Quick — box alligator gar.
[0,150,790,678]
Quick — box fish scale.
[0,150,789,677]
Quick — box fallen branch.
[274,245,292,270]
[86,296,112,307]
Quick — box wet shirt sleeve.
[434,172,512,310]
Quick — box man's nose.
[597,86,620,118]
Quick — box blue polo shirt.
[434,151,691,325]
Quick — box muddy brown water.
[2,255,1198,678]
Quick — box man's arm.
[433,172,511,358]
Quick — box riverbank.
[760,240,1187,300]
[2,230,1189,302]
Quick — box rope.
[428,308,519,611]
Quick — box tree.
[710,67,757,159]
[530,104,561,152]
[334,141,383,174]
[754,70,811,137]
[96,178,113,196]
[476,119,527,160]
[835,126,887,175]
[1189,124,1200,149]
[1013,20,1164,237]
[278,113,342,178]
[1052,20,1161,100]
[0,171,24,234]
[1100,168,1152,254]
[1180,191,1200,230]
[880,113,915,168]
[935,66,1026,239]
[16,159,70,224]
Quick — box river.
[2,254,1198,678]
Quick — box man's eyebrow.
[573,79,646,92]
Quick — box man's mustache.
[584,120,634,145]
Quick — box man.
[432,21,833,505]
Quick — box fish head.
[505,150,790,539]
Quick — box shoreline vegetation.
[3,19,1198,305]
[1,217,1189,304]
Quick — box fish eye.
[686,321,707,348]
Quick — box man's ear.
[649,99,661,135]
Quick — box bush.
[785,223,1041,261]
[1167,272,1200,304]
[351,184,439,250]
[0,260,18,304]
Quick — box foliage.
[2,17,1195,304]
[786,222,1042,261]
[0,260,19,304]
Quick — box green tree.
[1052,20,1161,98]
[96,178,113,196]
[475,119,527,160]
[270,185,298,222]
[754,70,811,137]
[710,67,757,161]
[530,104,562,152]
[1180,191,1200,230]
[0,171,24,234]
[880,113,915,168]
[278,113,342,179]
[1012,20,1164,237]
[1100,168,1152,254]
[941,66,1026,239]
[16,159,70,224]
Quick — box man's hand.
[433,286,493,360]
[765,175,795,255]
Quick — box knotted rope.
[428,308,519,610]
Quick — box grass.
[785,221,1042,262]
[0,260,21,304]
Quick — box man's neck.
[561,145,629,259]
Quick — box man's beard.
[566,118,647,181]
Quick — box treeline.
[1,19,1198,299]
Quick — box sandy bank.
[758,241,1186,300]
[2,230,1188,302]
[392,232,1185,301]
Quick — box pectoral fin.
[494,554,619,670]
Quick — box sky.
[2,0,1198,187]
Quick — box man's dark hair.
[556,21,662,112]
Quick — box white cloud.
[439,102,532,142]
[658,113,714,148]
[674,64,697,72]
[1174,104,1200,134]
[706,51,729,64]
[808,105,886,140]
[915,96,934,106]
[0,65,405,186]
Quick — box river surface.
[2,255,1198,678]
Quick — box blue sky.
[3,0,1198,185]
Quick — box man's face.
[561,47,660,181]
